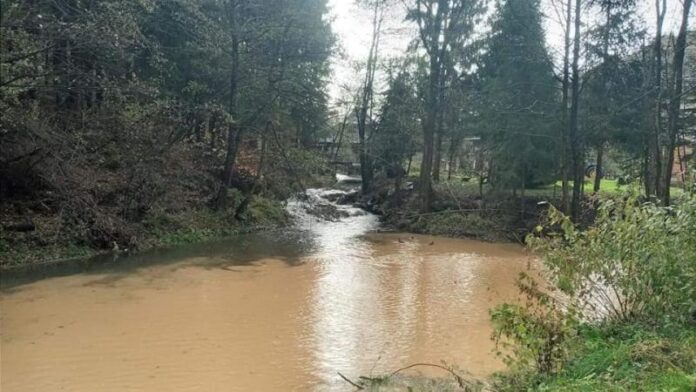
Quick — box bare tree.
[356,0,386,193]
[646,0,667,198]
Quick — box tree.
[214,0,334,209]
[560,0,573,214]
[583,0,642,192]
[479,0,558,194]
[1,0,334,249]
[568,0,583,220]
[372,66,421,179]
[646,0,668,197]
[406,0,486,211]
[355,0,387,193]
[661,0,693,205]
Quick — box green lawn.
[425,176,687,200]
[553,179,686,198]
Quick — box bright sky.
[327,0,691,104]
[327,0,412,102]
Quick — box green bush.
[529,195,696,324]
[246,196,290,226]
[491,274,580,375]
[492,194,696,390]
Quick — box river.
[0,189,533,391]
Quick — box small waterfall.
[286,187,378,234]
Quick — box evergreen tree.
[480,0,558,192]
[373,68,421,176]
[583,0,642,192]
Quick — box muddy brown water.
[1,198,534,391]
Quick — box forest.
[1,0,695,391]
[1,0,694,261]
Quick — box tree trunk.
[679,140,688,186]
[215,0,241,210]
[650,0,667,198]
[478,175,484,199]
[447,136,459,181]
[569,0,583,221]
[419,59,439,211]
[356,0,382,193]
[560,0,572,215]
[432,120,443,182]
[593,143,603,193]
[332,113,348,161]
[358,128,373,193]
[432,62,448,184]
[661,0,692,205]
[593,4,611,195]
[419,105,435,211]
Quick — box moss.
[246,196,290,226]
[141,197,290,247]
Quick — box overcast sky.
[327,0,692,104]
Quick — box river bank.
[357,323,696,391]
[0,195,291,269]
[356,177,568,243]
[0,175,568,269]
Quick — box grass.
[553,179,686,197]
[360,322,696,391]
[426,176,688,200]
[498,323,696,392]
[143,196,290,248]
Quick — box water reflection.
[1,229,315,290]
[306,234,519,390]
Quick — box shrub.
[246,196,290,226]
[491,273,579,375]
[529,195,696,324]
[491,194,696,384]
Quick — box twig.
[337,372,364,390]
[388,363,469,388]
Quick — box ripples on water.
[1,188,532,391]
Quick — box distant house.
[671,31,696,185]
[672,138,694,185]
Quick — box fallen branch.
[337,372,364,390]
[388,363,468,389]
